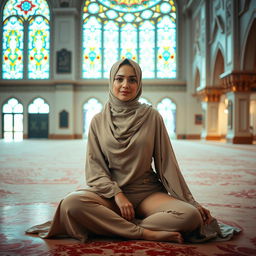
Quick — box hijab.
[103,59,152,143]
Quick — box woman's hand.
[114,192,135,221]
[196,205,213,225]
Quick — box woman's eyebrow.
[115,75,136,78]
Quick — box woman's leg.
[59,190,144,241]
[136,192,203,240]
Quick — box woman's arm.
[85,116,122,198]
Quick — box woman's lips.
[120,91,130,95]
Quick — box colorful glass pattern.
[121,23,137,61]
[3,0,50,21]
[82,0,176,79]
[28,16,50,79]
[103,21,119,78]
[139,20,155,78]
[2,0,50,79]
[97,0,162,12]
[157,15,176,78]
[82,16,102,78]
[2,17,24,79]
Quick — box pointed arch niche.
[242,19,256,71]
[156,98,176,139]
[2,97,23,141]
[83,98,103,138]
[212,49,224,86]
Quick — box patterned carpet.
[0,139,255,256]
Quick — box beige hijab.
[103,59,152,142]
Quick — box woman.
[26,59,239,243]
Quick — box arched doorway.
[2,98,23,141]
[157,98,176,138]
[28,98,49,138]
[83,98,103,138]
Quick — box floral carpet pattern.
[0,140,255,255]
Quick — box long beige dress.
[26,58,240,243]
[26,108,239,242]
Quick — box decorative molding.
[194,86,223,102]
[220,71,256,92]
[195,71,256,103]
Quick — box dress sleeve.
[153,112,200,207]
[85,117,122,198]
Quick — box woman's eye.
[130,78,137,83]
[115,77,123,82]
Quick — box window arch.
[83,98,103,138]
[1,0,50,79]
[157,97,176,138]
[139,97,152,105]
[2,97,23,141]
[82,0,177,79]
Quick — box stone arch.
[212,48,225,86]
[242,18,256,71]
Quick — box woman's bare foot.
[142,229,183,243]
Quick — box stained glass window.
[82,0,176,79]
[2,0,50,79]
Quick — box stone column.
[221,71,256,144]
[197,87,222,140]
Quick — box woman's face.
[113,64,138,101]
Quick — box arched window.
[1,0,50,79]
[82,0,176,79]
[2,97,23,141]
[28,97,49,113]
[157,98,176,138]
[83,98,103,138]
[139,97,152,105]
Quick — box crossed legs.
[59,190,202,243]
[136,192,203,243]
